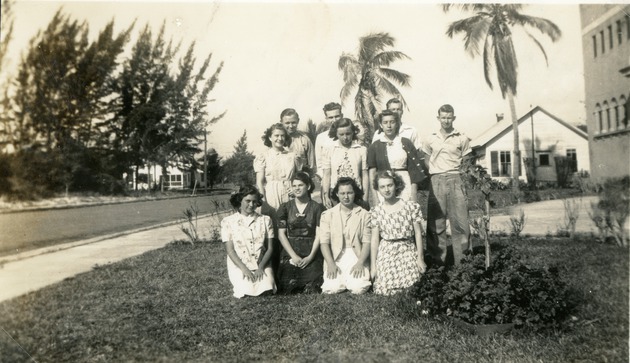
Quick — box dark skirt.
[277,236,324,294]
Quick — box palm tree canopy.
[338,32,411,132]
[445,4,561,98]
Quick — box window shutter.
[490,151,499,176]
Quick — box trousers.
[426,173,470,265]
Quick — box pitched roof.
[471,106,587,149]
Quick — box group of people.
[220,100,472,298]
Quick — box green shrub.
[406,243,580,331]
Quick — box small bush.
[509,209,526,238]
[405,243,580,331]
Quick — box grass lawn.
[0,237,627,362]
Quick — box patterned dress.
[370,199,423,295]
[221,212,276,298]
[276,200,325,293]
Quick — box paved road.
[0,194,231,256]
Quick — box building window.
[608,25,614,49]
[600,30,605,53]
[566,149,578,172]
[592,35,598,57]
[622,95,628,128]
[617,20,623,45]
[627,15,630,40]
[539,153,550,166]
[490,151,513,177]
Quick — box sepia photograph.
[0,1,628,361]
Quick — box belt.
[391,168,408,172]
[383,237,414,243]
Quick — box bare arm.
[252,237,274,282]
[413,221,426,273]
[278,228,302,264]
[361,168,369,197]
[322,169,332,208]
[256,171,266,200]
[368,167,378,207]
[370,225,381,279]
[320,242,340,279]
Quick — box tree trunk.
[508,90,520,194]
[484,195,491,269]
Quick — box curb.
[0,210,231,265]
[0,191,233,215]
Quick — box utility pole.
[530,106,536,188]
[204,130,208,194]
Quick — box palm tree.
[338,32,411,141]
[444,4,561,193]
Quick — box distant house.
[129,164,205,190]
[471,106,590,185]
[580,4,630,181]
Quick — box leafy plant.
[588,176,629,247]
[509,209,526,238]
[558,198,581,239]
[180,200,200,244]
[407,243,579,331]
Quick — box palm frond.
[442,4,491,13]
[482,34,494,90]
[525,30,549,66]
[493,36,518,98]
[370,50,411,67]
[338,53,361,103]
[376,76,408,108]
[510,12,561,42]
[359,32,395,63]
[446,15,489,57]
[374,67,411,87]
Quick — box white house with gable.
[471,106,590,184]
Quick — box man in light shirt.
[315,102,343,178]
[371,98,422,151]
[422,104,472,266]
[280,108,316,176]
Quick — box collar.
[270,147,289,155]
[432,128,462,139]
[333,141,362,149]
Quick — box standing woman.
[370,170,426,296]
[319,177,372,294]
[367,110,426,207]
[221,185,276,298]
[320,118,369,208]
[254,123,303,212]
[276,172,325,293]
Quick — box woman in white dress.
[221,185,276,298]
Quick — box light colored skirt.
[321,248,371,294]
[377,170,413,202]
[373,239,421,296]
[265,180,292,211]
[227,258,276,298]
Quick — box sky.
[2,1,587,157]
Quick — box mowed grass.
[0,238,627,362]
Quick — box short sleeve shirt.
[320,142,367,187]
[253,148,302,181]
[422,129,471,174]
[221,212,274,269]
[370,200,423,240]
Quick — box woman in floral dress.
[276,172,325,293]
[221,185,276,298]
[254,123,302,212]
[320,118,368,209]
[370,170,426,296]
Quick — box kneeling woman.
[370,170,426,296]
[319,177,372,294]
[276,172,325,293]
[221,185,276,298]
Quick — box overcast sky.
[3,1,586,157]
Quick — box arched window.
[603,101,610,132]
[612,98,619,130]
[595,103,602,133]
[621,95,628,128]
